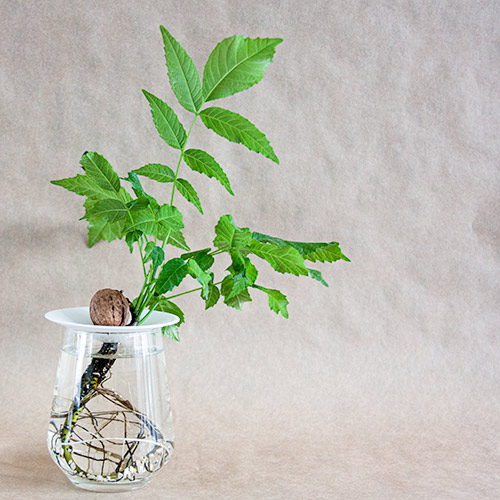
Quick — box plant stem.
[134,266,157,322]
[208,249,225,256]
[135,113,200,322]
[135,280,223,326]
[137,238,148,278]
[160,113,199,254]
[170,113,198,206]
[136,307,154,325]
[165,280,224,300]
[134,281,152,320]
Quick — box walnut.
[89,289,131,326]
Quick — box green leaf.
[144,241,155,260]
[202,36,282,102]
[253,285,289,318]
[221,275,234,296]
[142,90,187,149]
[165,230,190,251]
[51,174,90,196]
[200,107,279,164]
[100,220,125,242]
[227,249,246,273]
[252,232,350,263]
[307,268,329,287]
[204,283,220,309]
[160,26,203,113]
[132,163,176,183]
[85,198,129,223]
[220,251,258,303]
[156,204,184,232]
[124,173,160,211]
[183,149,233,195]
[162,325,180,341]
[223,286,252,311]
[117,187,134,203]
[227,250,257,276]
[87,217,108,248]
[248,240,308,276]
[52,173,133,207]
[88,216,124,246]
[124,172,147,198]
[101,220,125,241]
[133,165,202,213]
[51,174,111,199]
[126,204,183,238]
[125,231,142,253]
[126,197,150,211]
[187,259,212,295]
[176,178,203,214]
[155,296,185,325]
[155,258,189,295]
[150,246,165,274]
[301,242,350,263]
[226,251,258,286]
[222,273,249,300]
[123,208,157,235]
[197,252,215,271]
[181,248,214,271]
[244,258,258,285]
[187,258,205,279]
[213,214,252,252]
[80,152,120,192]
[250,232,286,246]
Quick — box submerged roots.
[48,348,172,483]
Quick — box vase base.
[68,477,151,492]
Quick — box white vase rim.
[45,307,179,332]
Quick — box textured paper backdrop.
[1,1,499,498]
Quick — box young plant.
[52,27,349,339]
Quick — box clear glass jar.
[45,307,178,492]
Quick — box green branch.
[170,113,198,206]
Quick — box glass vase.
[45,307,178,492]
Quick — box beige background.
[1,0,499,498]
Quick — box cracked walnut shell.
[89,288,131,326]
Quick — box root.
[50,342,172,482]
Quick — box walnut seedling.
[90,289,131,326]
[51,28,349,331]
